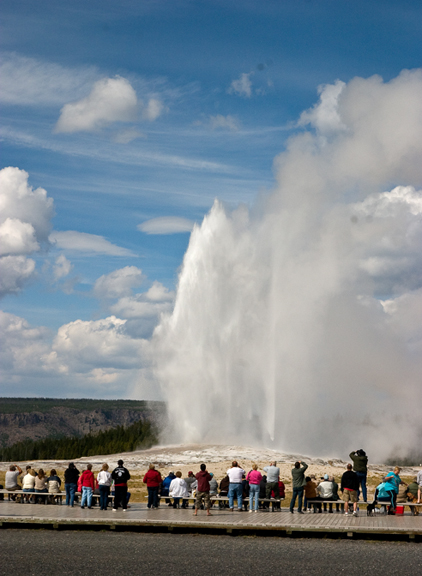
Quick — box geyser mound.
[148,69,422,460]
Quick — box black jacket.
[64,467,80,484]
[341,470,359,491]
[112,466,131,485]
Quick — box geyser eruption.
[149,70,422,459]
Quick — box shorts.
[195,491,211,509]
[342,490,357,503]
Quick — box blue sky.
[1,0,421,399]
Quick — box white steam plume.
[147,70,422,460]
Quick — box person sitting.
[330,475,344,513]
[397,481,409,504]
[304,476,319,512]
[5,464,23,499]
[383,467,401,512]
[406,477,419,515]
[47,469,62,504]
[162,471,176,506]
[22,467,36,502]
[169,471,189,508]
[209,473,218,496]
[218,474,230,508]
[259,475,268,510]
[34,469,48,503]
[374,481,395,514]
[317,474,334,512]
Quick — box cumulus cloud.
[0,52,97,106]
[53,254,73,281]
[110,281,174,339]
[142,97,165,121]
[138,217,195,235]
[298,79,346,135]
[55,76,138,133]
[49,230,135,256]
[228,72,253,97]
[93,266,145,300]
[209,114,240,131]
[0,167,54,297]
[148,69,422,459]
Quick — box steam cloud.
[148,70,422,460]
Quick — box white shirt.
[22,473,36,490]
[169,477,189,497]
[227,467,245,483]
[97,470,112,486]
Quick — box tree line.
[0,418,158,462]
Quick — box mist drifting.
[148,70,422,460]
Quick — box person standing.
[263,461,280,500]
[227,461,245,511]
[194,463,212,516]
[340,463,359,516]
[80,464,95,509]
[64,462,80,507]
[97,463,112,510]
[143,464,162,509]
[289,461,308,514]
[246,464,262,512]
[349,449,368,501]
[111,459,131,512]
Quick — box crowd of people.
[2,449,422,517]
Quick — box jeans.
[228,483,243,510]
[356,472,367,501]
[290,487,304,512]
[81,486,93,508]
[65,483,77,506]
[147,486,159,508]
[99,485,110,510]
[249,484,260,511]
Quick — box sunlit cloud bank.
[148,69,422,459]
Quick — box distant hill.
[0,398,165,448]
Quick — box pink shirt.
[246,470,262,485]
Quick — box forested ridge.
[0,418,158,461]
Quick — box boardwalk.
[1,502,421,542]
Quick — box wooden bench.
[0,489,113,507]
[306,498,422,514]
[147,495,285,511]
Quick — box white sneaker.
[112,509,117,512]
[123,509,127,512]
[344,511,349,515]
[248,510,253,513]
[353,511,358,517]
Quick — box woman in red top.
[80,463,95,509]
[143,464,162,509]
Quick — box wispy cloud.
[138,216,195,235]
[50,231,136,256]
[0,52,98,106]
[209,114,240,131]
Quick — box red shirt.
[80,470,95,489]
[195,470,212,492]
[143,469,162,487]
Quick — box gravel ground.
[1,530,421,575]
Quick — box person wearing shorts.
[194,463,212,516]
[341,463,359,516]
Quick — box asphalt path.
[1,530,420,575]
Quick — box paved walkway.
[1,502,421,541]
